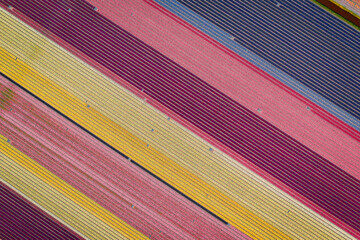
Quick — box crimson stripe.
[0,182,82,240]
[2,0,360,231]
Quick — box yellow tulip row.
[0,7,353,239]
[0,135,147,239]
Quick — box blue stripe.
[282,0,360,51]
[153,0,360,131]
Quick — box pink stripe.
[86,0,360,178]
[0,76,250,239]
[3,2,359,236]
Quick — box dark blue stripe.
[153,0,360,131]
[176,0,360,121]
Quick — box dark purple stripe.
[2,0,360,230]
[0,183,82,240]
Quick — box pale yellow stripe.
[0,135,147,240]
[0,47,286,240]
[0,7,354,239]
[0,133,8,142]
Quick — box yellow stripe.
[0,47,286,240]
[0,134,8,142]
[0,7,354,239]
[0,136,146,239]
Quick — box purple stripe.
[2,0,360,230]
[0,183,82,240]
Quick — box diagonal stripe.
[1,0,359,233]
[0,137,146,239]
[0,6,354,239]
[0,182,84,240]
[0,46,287,240]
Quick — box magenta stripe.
[2,0,360,231]
[0,183,82,240]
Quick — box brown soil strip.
[314,0,360,28]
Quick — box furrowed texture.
[0,31,290,240]
[2,0,359,232]
[0,136,146,240]
[0,75,248,240]
[88,0,360,186]
[1,6,355,239]
[147,0,360,135]
[174,0,360,122]
[0,182,83,240]
[314,0,360,28]
[1,0,360,239]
